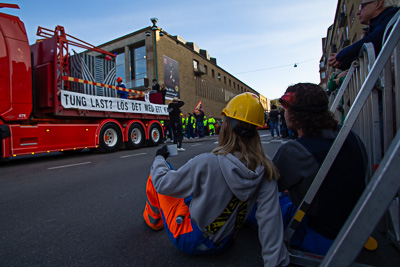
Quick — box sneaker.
[177,147,186,151]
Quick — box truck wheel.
[127,123,145,149]
[99,123,122,153]
[148,123,162,147]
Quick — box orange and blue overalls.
[143,162,234,255]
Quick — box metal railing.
[288,10,400,266]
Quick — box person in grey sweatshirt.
[143,92,289,266]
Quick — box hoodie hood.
[217,153,265,201]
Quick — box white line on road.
[120,153,147,158]
[191,144,202,147]
[48,162,92,170]
[262,141,288,145]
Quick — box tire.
[148,123,162,147]
[127,123,145,149]
[98,123,122,153]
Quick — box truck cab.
[0,4,32,123]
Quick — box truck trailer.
[0,3,169,160]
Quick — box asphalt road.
[0,132,280,266]
[1,132,399,266]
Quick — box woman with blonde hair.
[143,92,289,266]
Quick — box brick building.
[320,0,365,88]
[86,18,270,119]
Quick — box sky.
[4,0,338,100]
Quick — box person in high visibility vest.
[185,113,195,139]
[207,116,216,136]
[143,93,289,266]
[203,115,208,136]
[192,119,196,138]
[181,114,186,133]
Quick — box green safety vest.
[208,118,215,130]
[186,116,194,125]
[182,117,186,129]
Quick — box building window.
[320,61,325,68]
[218,73,221,81]
[116,52,125,81]
[229,79,231,87]
[233,82,236,88]
[212,69,215,78]
[321,72,326,79]
[224,76,226,84]
[193,59,199,69]
[133,46,147,80]
[350,5,355,26]
[204,65,207,74]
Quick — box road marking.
[262,140,288,144]
[191,144,202,147]
[120,152,147,158]
[259,134,270,137]
[48,162,91,170]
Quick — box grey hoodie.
[151,153,289,266]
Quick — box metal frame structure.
[286,10,400,266]
[36,26,116,92]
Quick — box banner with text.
[162,55,180,100]
[61,91,168,115]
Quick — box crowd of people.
[265,106,298,140]
[163,109,221,144]
[114,77,167,104]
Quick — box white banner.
[61,91,168,115]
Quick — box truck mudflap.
[0,125,10,160]
[0,125,10,140]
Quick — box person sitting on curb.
[273,83,368,255]
[143,92,289,266]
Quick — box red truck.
[0,4,168,160]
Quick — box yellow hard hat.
[222,92,264,127]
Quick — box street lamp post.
[150,17,160,83]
